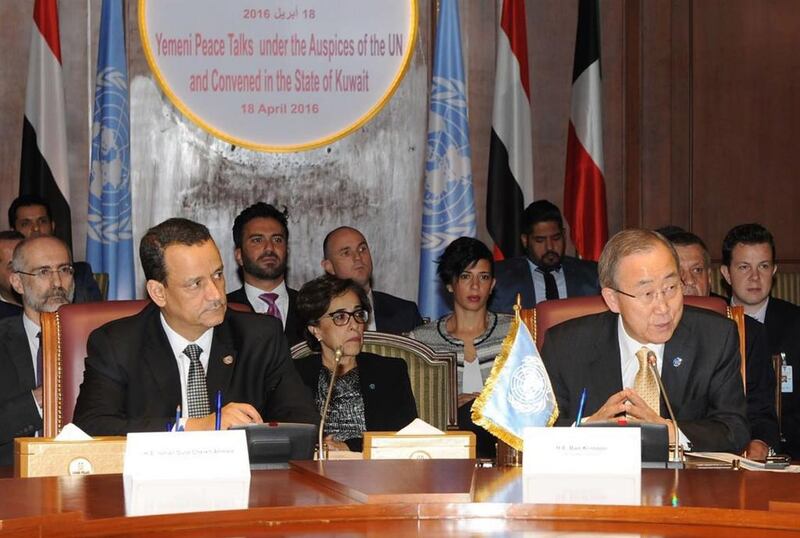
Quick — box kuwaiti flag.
[472,314,558,451]
[418,0,476,320]
[20,0,71,246]
[486,0,533,261]
[563,0,608,261]
[87,0,135,300]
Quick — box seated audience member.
[659,226,779,459]
[73,218,318,435]
[542,229,749,453]
[294,274,417,452]
[0,236,75,465]
[778,316,800,458]
[410,237,512,457]
[491,200,599,313]
[9,195,101,303]
[227,202,303,345]
[0,230,24,319]
[721,223,800,355]
[322,226,423,334]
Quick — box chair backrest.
[41,300,149,437]
[524,295,746,388]
[290,332,458,431]
[40,300,254,437]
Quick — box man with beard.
[73,218,318,435]
[0,230,24,319]
[542,229,749,453]
[0,236,75,465]
[322,226,423,334]
[658,227,779,460]
[227,203,303,345]
[8,195,101,303]
[491,200,600,312]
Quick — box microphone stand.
[647,352,684,469]
[317,347,342,461]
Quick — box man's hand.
[621,388,674,443]
[746,439,770,461]
[584,390,628,423]
[457,392,480,408]
[184,402,263,431]
[32,386,43,408]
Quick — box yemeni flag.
[20,0,71,246]
[563,0,607,261]
[486,0,533,261]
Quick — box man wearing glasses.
[0,235,75,465]
[542,229,749,454]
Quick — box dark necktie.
[538,268,560,301]
[35,331,43,386]
[259,292,283,322]
[184,344,210,418]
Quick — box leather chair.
[291,332,458,431]
[522,295,747,388]
[40,300,252,437]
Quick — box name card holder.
[363,431,475,460]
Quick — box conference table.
[2,459,800,537]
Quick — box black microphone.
[317,347,342,460]
[646,351,683,466]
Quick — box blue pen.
[575,388,588,426]
[174,405,181,432]
[215,390,222,431]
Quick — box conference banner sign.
[139,0,417,152]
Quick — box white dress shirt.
[526,259,567,304]
[731,296,769,324]
[366,290,377,331]
[617,318,688,447]
[244,280,289,329]
[160,314,214,427]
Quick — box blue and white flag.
[87,0,134,300]
[418,0,476,320]
[472,316,558,451]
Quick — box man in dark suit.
[659,227,778,459]
[0,230,24,318]
[490,200,599,313]
[322,226,423,334]
[9,195,101,303]
[720,223,800,356]
[542,229,749,454]
[227,203,303,345]
[73,218,318,435]
[0,235,75,465]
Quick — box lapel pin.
[672,357,682,368]
[369,383,376,390]
[222,355,234,366]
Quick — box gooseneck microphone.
[318,347,342,460]
[646,351,683,465]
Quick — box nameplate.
[522,427,641,505]
[123,431,250,516]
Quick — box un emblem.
[508,356,550,414]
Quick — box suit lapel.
[206,317,236,402]
[10,317,35,389]
[661,316,694,417]
[518,258,537,307]
[587,313,624,411]
[141,307,182,406]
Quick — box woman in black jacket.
[294,274,417,452]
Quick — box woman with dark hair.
[294,274,417,452]
[410,237,512,457]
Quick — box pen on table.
[575,388,588,426]
[174,405,181,432]
[215,390,222,431]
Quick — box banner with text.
[139,0,417,151]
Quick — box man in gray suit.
[490,200,599,312]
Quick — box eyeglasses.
[612,282,680,305]
[15,265,75,280]
[320,308,370,326]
